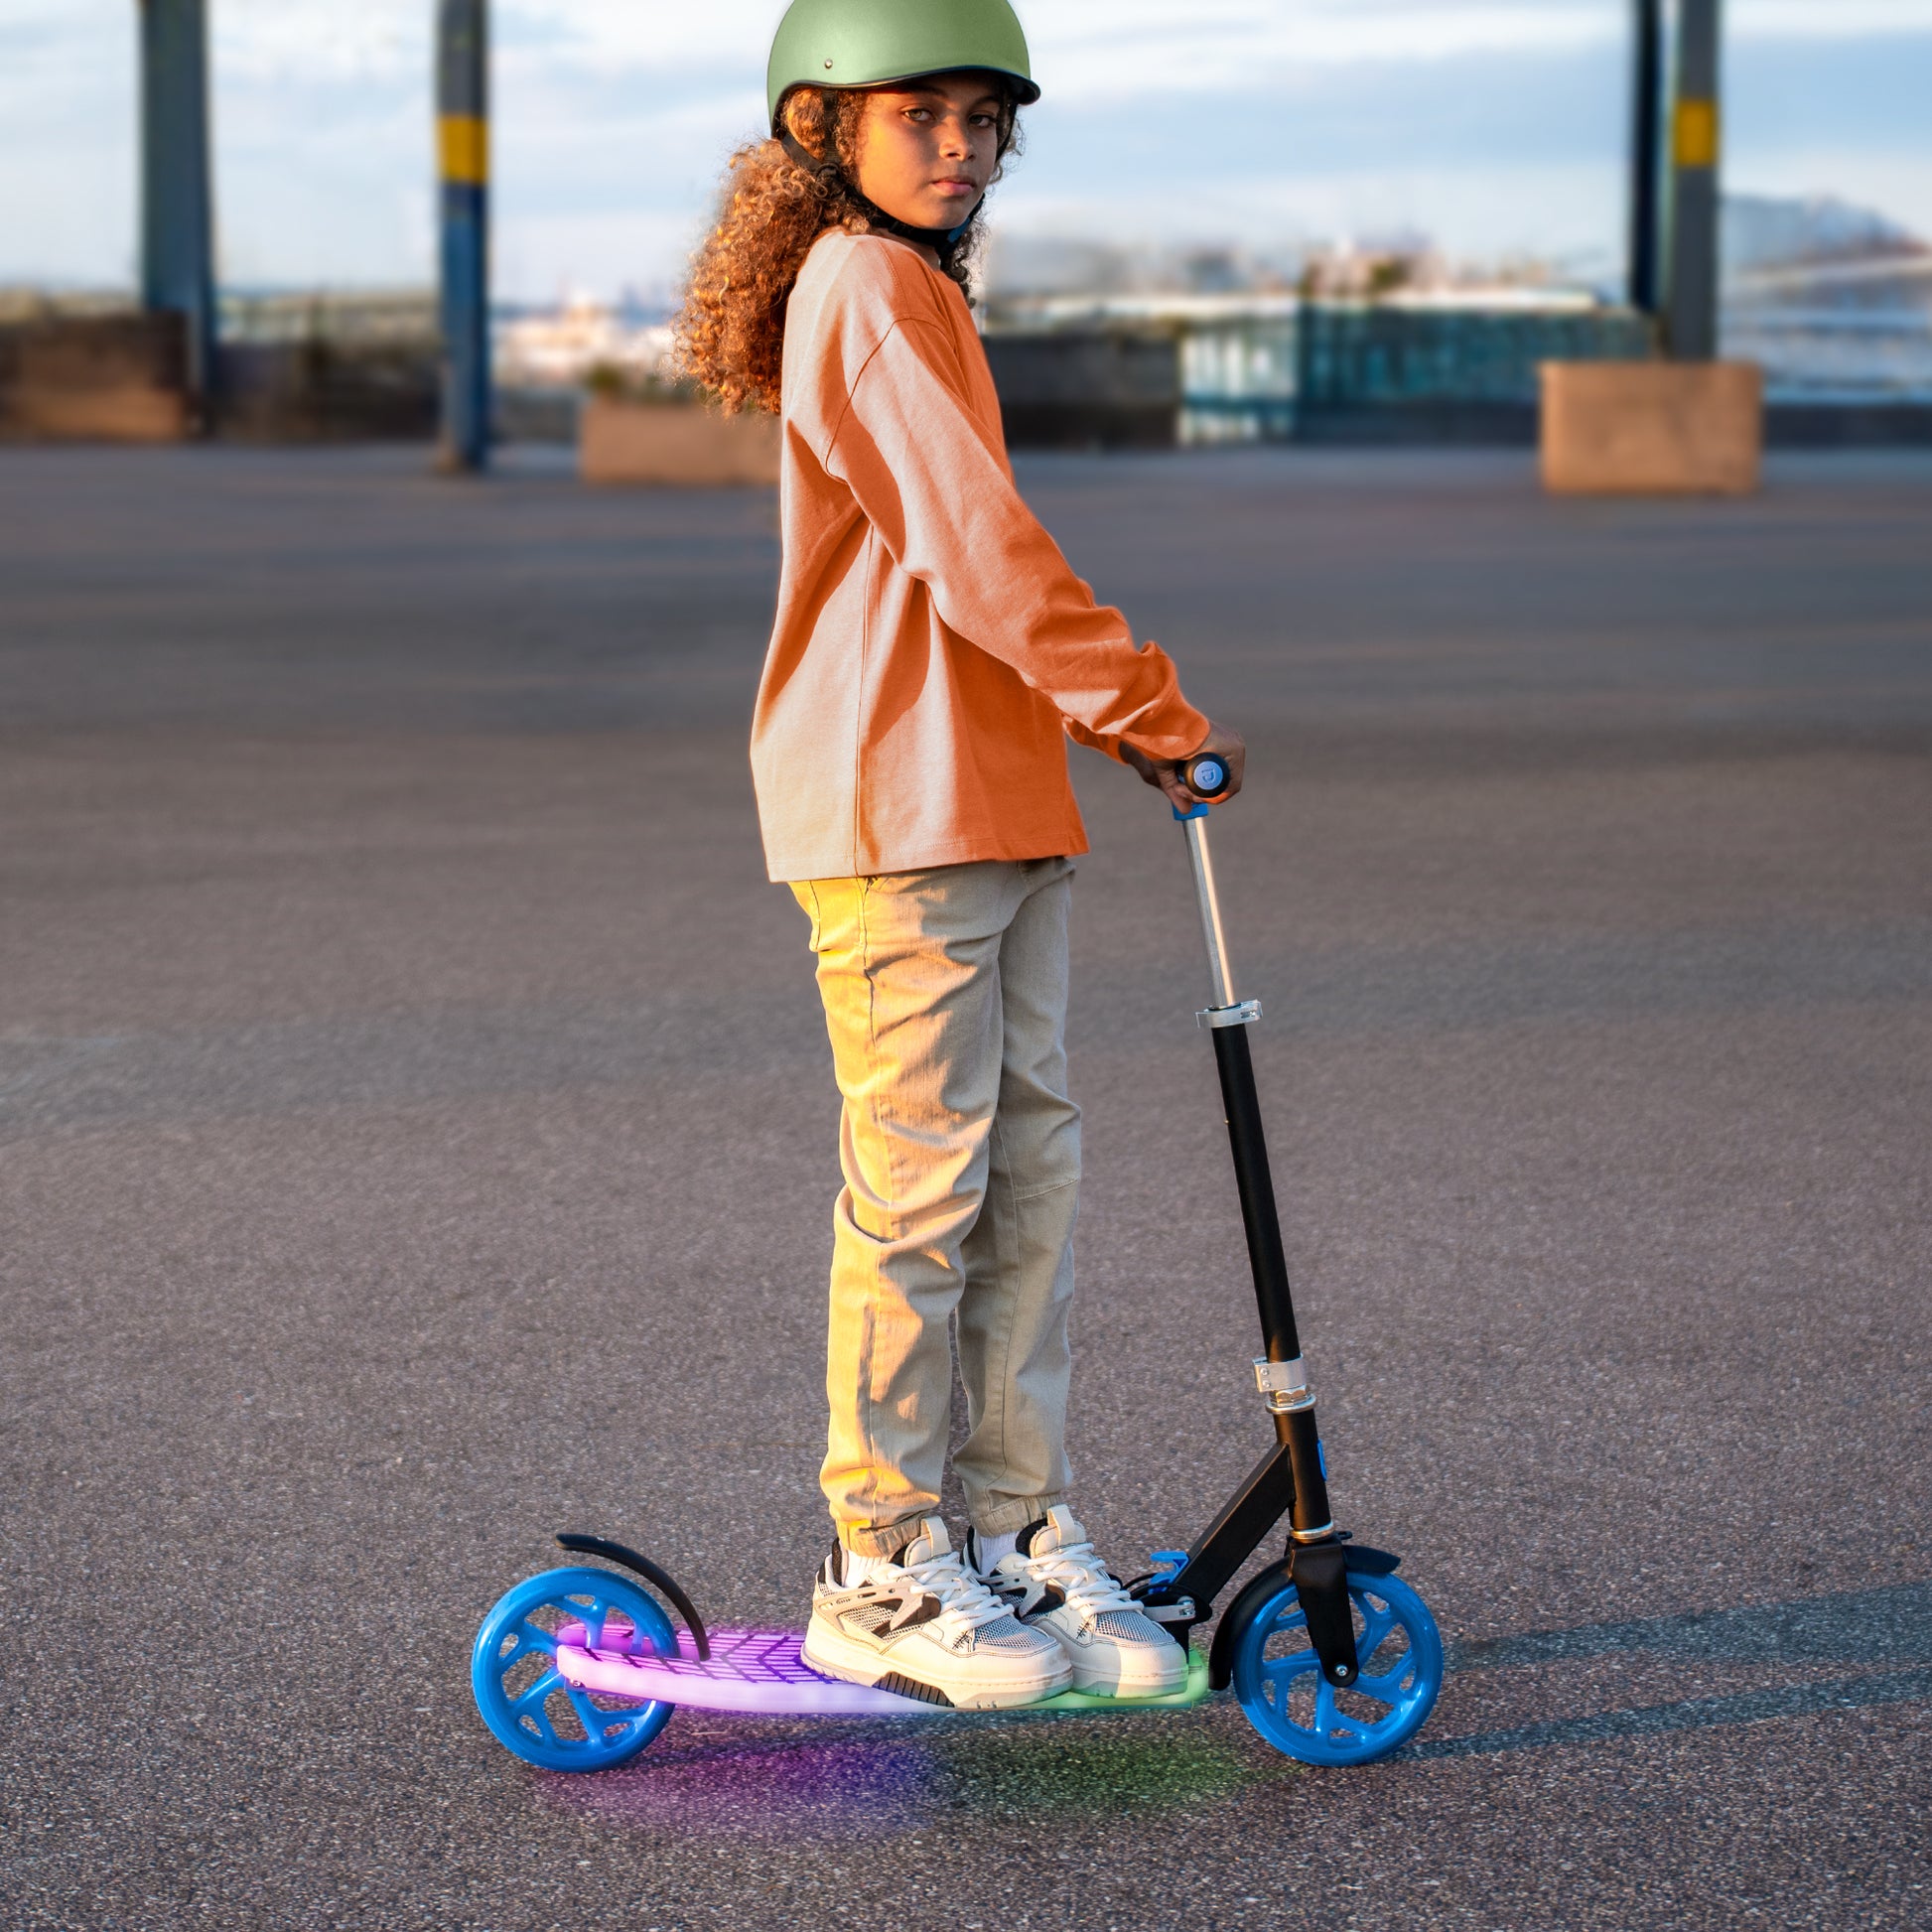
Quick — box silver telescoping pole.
[1183,815,1240,1012]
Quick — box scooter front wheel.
[1232,1569,1443,1766]
[471,1566,677,1772]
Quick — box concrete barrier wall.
[1540,360,1763,494]
[982,330,1179,449]
[1764,402,1932,448]
[216,341,438,443]
[0,313,192,442]
[579,395,780,485]
[0,314,441,444]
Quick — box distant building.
[1722,195,1932,400]
[494,296,673,392]
[982,285,1643,447]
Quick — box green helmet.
[766,0,1040,132]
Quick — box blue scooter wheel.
[471,1566,677,1772]
[1232,1569,1443,1766]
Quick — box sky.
[1,1,1929,301]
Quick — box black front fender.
[1206,1545,1401,1691]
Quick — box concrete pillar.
[1541,1,1756,494]
[1627,0,1665,319]
[437,0,491,472]
[1664,0,1724,359]
[138,0,216,413]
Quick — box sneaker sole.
[1060,1650,1190,1698]
[802,1622,1070,1712]
[1067,1666,1190,1698]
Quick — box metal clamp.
[1253,1356,1313,1412]
[1197,999,1262,1031]
[1144,1597,1196,1623]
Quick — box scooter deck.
[554,1621,1211,1720]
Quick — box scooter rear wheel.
[1232,1569,1443,1765]
[471,1566,676,1771]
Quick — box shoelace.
[1019,1536,1138,1626]
[887,1545,1016,1639]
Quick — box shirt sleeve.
[820,316,1209,764]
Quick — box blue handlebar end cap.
[1173,801,1210,822]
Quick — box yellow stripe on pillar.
[1674,98,1719,170]
[440,114,488,186]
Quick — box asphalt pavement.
[2,443,1927,1930]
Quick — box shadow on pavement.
[1418,1579,1932,1759]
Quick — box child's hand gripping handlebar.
[1122,724,1245,814]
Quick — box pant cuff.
[970,1494,1064,1538]
[840,1515,927,1561]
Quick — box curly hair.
[673,85,1019,416]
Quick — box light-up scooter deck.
[553,1617,1212,1718]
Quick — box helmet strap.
[776,128,974,266]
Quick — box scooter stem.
[1181,814,1239,1011]
[1175,774,1336,1541]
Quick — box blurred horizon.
[2,0,1929,306]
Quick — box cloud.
[1735,0,1932,38]
[1031,2,1617,100]
[2,2,1928,294]
[188,0,1932,103]
[213,0,428,84]
[992,158,1626,268]
[483,0,1932,92]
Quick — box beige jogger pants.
[791,857,1081,1558]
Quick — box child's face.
[851,71,1005,238]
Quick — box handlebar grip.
[1184,753,1231,800]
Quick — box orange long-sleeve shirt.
[750,229,1208,883]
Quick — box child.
[676,0,1244,1711]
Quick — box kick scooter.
[471,757,1444,1768]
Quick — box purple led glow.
[554,1625,943,1718]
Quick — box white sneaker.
[971,1507,1187,1697]
[801,1516,1072,1712]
